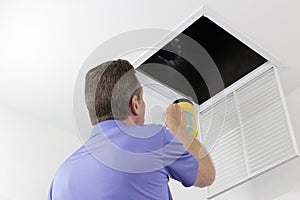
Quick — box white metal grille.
[199,62,299,198]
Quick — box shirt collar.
[90,119,125,137]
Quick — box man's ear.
[129,95,139,116]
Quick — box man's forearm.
[171,126,209,157]
[169,126,216,187]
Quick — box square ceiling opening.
[137,16,267,105]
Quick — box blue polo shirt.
[48,120,198,200]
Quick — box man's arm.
[164,103,216,187]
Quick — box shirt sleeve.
[162,126,199,187]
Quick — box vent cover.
[199,62,299,198]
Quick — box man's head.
[85,59,145,126]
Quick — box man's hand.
[163,103,194,150]
[164,103,185,134]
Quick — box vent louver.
[199,62,299,198]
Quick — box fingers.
[169,103,181,112]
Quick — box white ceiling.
[0,0,299,134]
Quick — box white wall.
[1,0,300,199]
[0,104,80,200]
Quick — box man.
[48,59,215,200]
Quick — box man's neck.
[121,117,137,126]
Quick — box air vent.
[199,62,299,198]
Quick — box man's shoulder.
[58,145,90,166]
[52,145,94,178]
[139,123,166,131]
[117,123,167,139]
[137,123,177,145]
